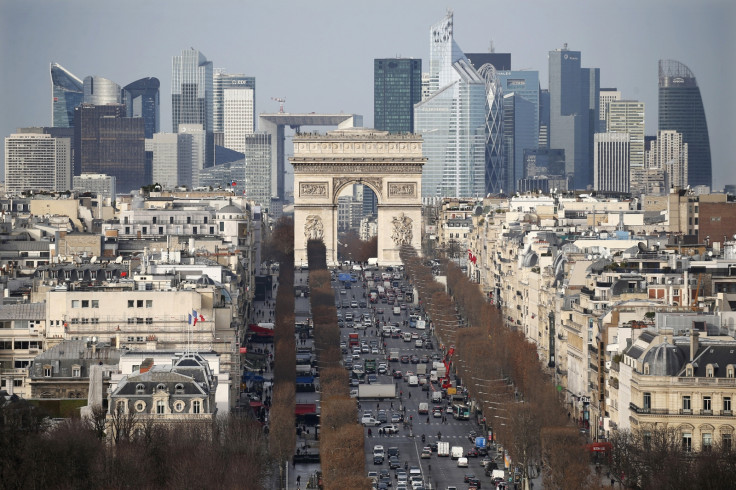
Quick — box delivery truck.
[388,349,400,362]
[437,441,450,457]
[357,383,396,400]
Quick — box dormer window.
[685,364,694,377]
[175,383,185,394]
[643,363,650,375]
[156,383,166,392]
[728,365,735,379]
[136,383,145,394]
[706,364,714,378]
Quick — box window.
[219,222,224,232]
[204,217,208,224]
[686,365,693,377]
[210,227,214,234]
[81,300,89,308]
[170,216,174,224]
[175,383,184,394]
[643,431,651,448]
[136,318,143,324]
[728,366,735,378]
[44,366,52,377]
[146,300,153,308]
[72,366,81,377]
[682,432,692,452]
[702,432,712,450]
[643,363,650,375]
[127,318,135,324]
[703,396,712,413]
[193,226,197,234]
[132,365,140,372]
[724,433,733,452]
[137,300,143,308]
[13,379,23,387]
[187,217,191,224]
[174,401,185,412]
[152,217,157,224]
[145,318,153,324]
[72,300,80,308]
[14,360,30,368]
[683,396,691,413]
[125,226,130,234]
[192,400,201,414]
[724,397,732,414]
[116,400,127,414]
[135,401,146,412]
[91,300,99,308]
[643,393,651,410]
[156,400,165,414]
[128,300,134,308]
[706,364,714,377]
[159,227,164,234]
[136,384,145,394]
[156,383,166,391]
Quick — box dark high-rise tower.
[73,104,146,193]
[374,58,422,133]
[465,52,511,71]
[548,46,599,190]
[50,63,84,128]
[658,59,711,189]
[172,48,213,133]
[123,77,160,139]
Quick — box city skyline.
[1,0,734,186]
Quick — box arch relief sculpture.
[391,213,413,246]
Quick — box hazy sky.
[1,0,734,186]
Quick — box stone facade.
[291,128,426,266]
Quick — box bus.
[453,404,470,420]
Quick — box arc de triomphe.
[291,128,425,267]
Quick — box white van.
[408,375,419,387]
[457,457,468,468]
[403,332,412,342]
[393,306,401,315]
[450,446,463,460]
[431,390,442,402]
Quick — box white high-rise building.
[4,133,71,194]
[223,88,255,153]
[607,100,645,168]
[648,130,689,189]
[415,11,487,198]
[149,125,206,190]
[594,132,630,193]
[599,88,621,128]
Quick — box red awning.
[295,403,317,416]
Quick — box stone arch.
[291,128,426,267]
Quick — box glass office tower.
[374,58,422,133]
[213,70,256,134]
[50,63,84,128]
[83,76,122,105]
[658,59,711,189]
[172,48,213,133]
[123,77,160,139]
[416,12,487,198]
[548,46,599,190]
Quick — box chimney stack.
[690,328,699,361]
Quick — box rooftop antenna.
[488,40,495,53]
[271,97,286,113]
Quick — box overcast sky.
[1,0,734,187]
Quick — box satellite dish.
[115,256,123,263]
[92,336,97,343]
[90,256,98,264]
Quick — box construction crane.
[691,273,703,311]
[271,97,286,113]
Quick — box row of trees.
[307,239,370,489]
[400,247,597,489]
[0,398,271,489]
[337,230,377,264]
[267,217,297,489]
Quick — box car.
[433,408,442,418]
[464,473,477,483]
[400,355,410,364]
[362,416,381,426]
[445,405,454,414]
[415,339,423,348]
[466,477,481,488]
[367,470,379,481]
[378,365,388,375]
[403,371,414,379]
[396,470,407,481]
[457,457,469,468]
[340,289,347,295]
[377,410,387,423]
[382,424,400,434]
[391,413,402,423]
[368,374,378,384]
[466,448,479,458]
[362,345,370,354]
[411,333,419,340]
[410,355,419,364]
[360,301,367,308]
[424,342,434,350]
[372,347,380,355]
[393,370,403,379]
[401,303,407,310]
[420,447,432,459]
[345,313,354,321]
[379,468,391,480]
[350,378,359,387]
[374,454,385,464]
[351,301,359,308]
[388,456,401,469]
[420,355,430,363]
[377,307,385,314]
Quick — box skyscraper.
[123,77,160,139]
[374,58,422,133]
[658,59,711,189]
[465,52,511,71]
[213,70,256,135]
[83,76,121,105]
[478,64,505,195]
[5,132,71,194]
[648,129,689,190]
[496,70,540,192]
[223,87,255,153]
[73,104,146,193]
[172,48,213,133]
[548,45,600,190]
[599,88,621,130]
[415,11,487,198]
[607,100,645,168]
[594,132,630,193]
[50,63,84,128]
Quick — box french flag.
[192,309,205,325]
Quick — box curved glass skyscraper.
[658,60,711,189]
[123,77,160,138]
[83,76,122,105]
[50,63,83,127]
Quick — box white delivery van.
[408,376,419,387]
[403,332,412,342]
[393,306,401,315]
[450,446,463,460]
[437,441,450,457]
[432,390,442,402]
[418,402,429,414]
[457,457,468,468]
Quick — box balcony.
[700,409,713,416]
